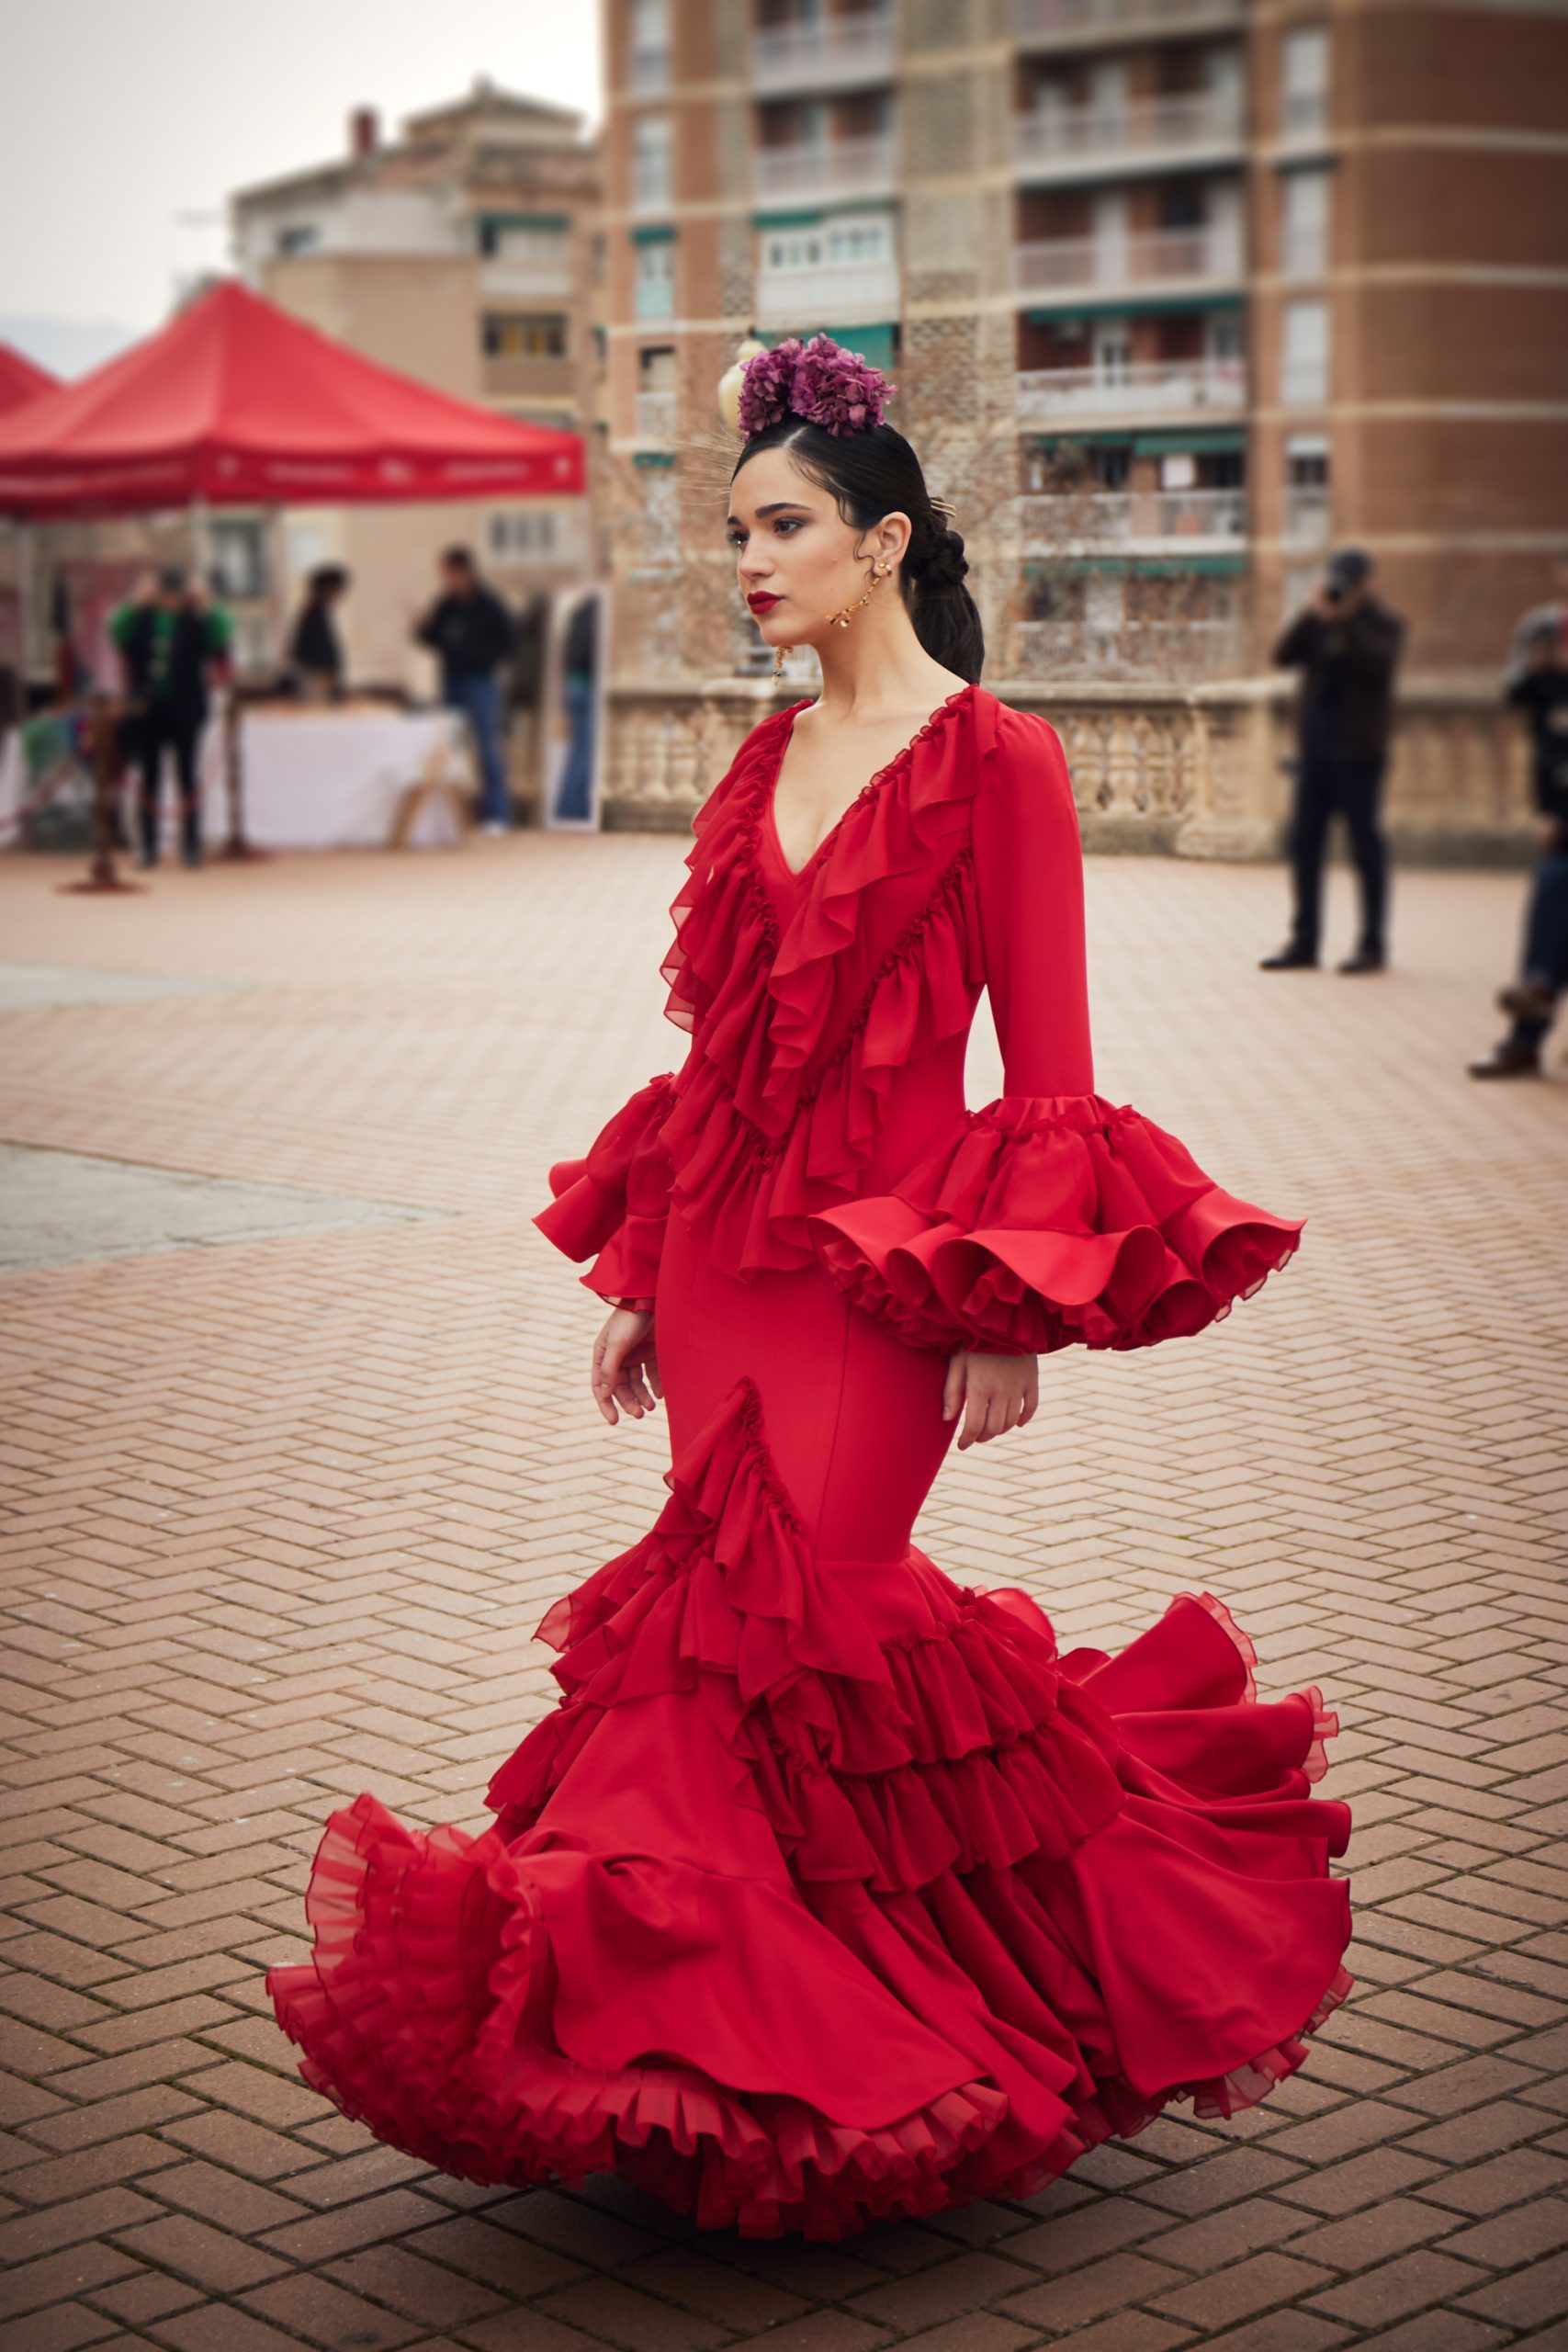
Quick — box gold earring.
[827,559,892,630]
[772,642,784,681]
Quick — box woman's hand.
[942,1349,1039,1450]
[592,1306,662,1427]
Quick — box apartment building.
[230,82,600,682]
[604,0,1568,685]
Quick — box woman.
[286,563,349,701]
[269,338,1352,2241]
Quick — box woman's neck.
[810,594,964,723]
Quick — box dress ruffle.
[270,1375,1353,2241]
[806,1092,1306,1356]
[533,1071,679,1300]
[651,685,990,1279]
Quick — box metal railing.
[754,132,897,200]
[634,389,677,439]
[754,257,901,330]
[1016,358,1246,419]
[1015,87,1243,170]
[1016,226,1242,291]
[751,7,896,91]
[1020,486,1248,547]
[1014,0,1241,37]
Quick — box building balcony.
[1011,616,1245,679]
[754,255,900,330]
[1282,487,1331,548]
[754,132,897,203]
[1013,0,1242,47]
[479,258,574,301]
[635,389,677,440]
[1016,357,1246,424]
[1019,485,1247,555]
[1016,226,1242,299]
[481,354,577,401]
[751,7,897,94]
[631,163,674,216]
[1014,87,1243,182]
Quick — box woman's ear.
[874,510,913,571]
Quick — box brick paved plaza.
[1,829,1565,2352]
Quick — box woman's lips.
[747,593,783,613]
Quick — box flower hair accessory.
[730,333,896,439]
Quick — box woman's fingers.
[942,1352,966,1421]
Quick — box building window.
[1284,433,1330,547]
[634,236,676,320]
[1280,299,1328,404]
[489,510,559,560]
[275,223,320,257]
[632,113,673,211]
[761,213,893,276]
[482,312,570,358]
[629,0,671,92]
[1280,166,1330,278]
[1281,26,1329,138]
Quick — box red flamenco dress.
[268,683,1353,2240]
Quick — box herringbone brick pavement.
[0,831,1564,2352]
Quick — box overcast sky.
[0,1,602,376]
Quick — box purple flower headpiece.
[737,333,896,439]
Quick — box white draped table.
[203,705,476,851]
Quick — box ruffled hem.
[807,1091,1305,1355]
[270,1376,1354,2240]
[534,1070,678,1300]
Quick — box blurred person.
[1506,545,1568,672]
[414,546,517,833]
[1261,548,1404,975]
[111,565,232,869]
[287,564,351,700]
[1467,614,1568,1078]
[553,588,599,824]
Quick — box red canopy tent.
[0,343,58,418]
[0,279,584,517]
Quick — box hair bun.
[916,526,968,591]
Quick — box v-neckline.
[761,683,975,883]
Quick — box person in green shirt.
[110,568,232,868]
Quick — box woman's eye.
[773,519,802,535]
[728,531,746,549]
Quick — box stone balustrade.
[602,675,1539,865]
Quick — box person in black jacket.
[110,567,232,869]
[1261,548,1405,975]
[1467,617,1568,1078]
[414,546,517,833]
[287,565,350,699]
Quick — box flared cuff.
[806,1093,1305,1357]
[534,1071,679,1302]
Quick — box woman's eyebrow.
[727,503,813,526]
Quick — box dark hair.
[732,417,984,684]
[441,545,476,576]
[308,564,350,599]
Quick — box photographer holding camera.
[1262,546,1405,976]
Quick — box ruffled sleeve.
[807,707,1304,1355]
[533,1071,680,1305]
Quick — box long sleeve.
[970,707,1094,1096]
[533,1069,680,1304]
[806,707,1305,1358]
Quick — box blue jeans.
[445,672,509,827]
[556,673,594,823]
[1508,846,1568,1046]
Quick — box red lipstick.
[747,592,782,612]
